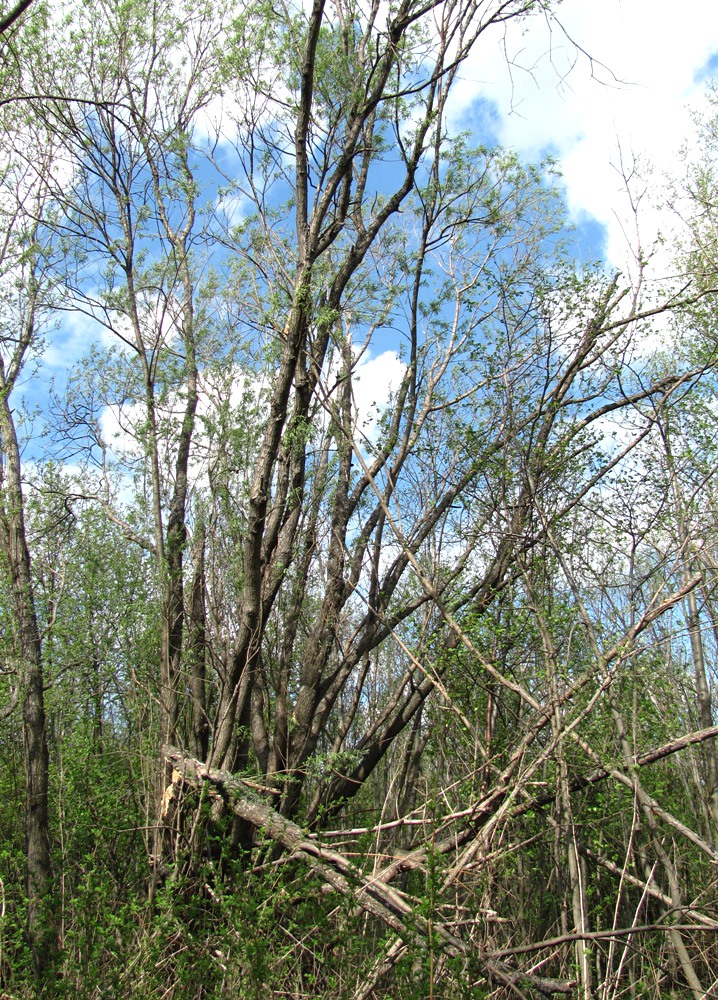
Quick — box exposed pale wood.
[163,745,575,996]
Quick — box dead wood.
[162,745,575,995]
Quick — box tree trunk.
[0,390,54,979]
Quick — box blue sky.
[449,0,718,275]
[17,0,718,467]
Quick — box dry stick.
[318,360,712,987]
[567,729,718,864]
[353,938,408,1000]
[375,588,697,889]
[560,731,713,1000]
[531,487,709,1000]
[484,923,718,960]
[322,557,679,975]
[522,567,592,999]
[608,856,657,1000]
[582,847,718,929]
[162,746,574,997]
[349,626,685,923]
[600,789,644,1000]
[346,388,702,801]
[323,584,709,1000]
[353,569,711,987]
[509,723,718,820]
[162,748,426,943]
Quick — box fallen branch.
[580,847,718,928]
[162,746,461,947]
[162,746,574,996]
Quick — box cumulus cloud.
[351,350,406,442]
[451,0,718,273]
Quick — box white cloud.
[216,191,251,228]
[452,0,718,274]
[97,366,270,491]
[352,350,406,442]
[99,401,145,460]
[41,309,111,369]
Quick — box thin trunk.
[0,385,54,979]
[188,525,209,761]
[660,420,718,842]
[609,696,706,999]
[526,567,593,999]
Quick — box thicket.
[0,0,717,996]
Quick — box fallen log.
[162,746,574,996]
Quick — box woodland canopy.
[1,0,718,996]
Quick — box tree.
[30,0,228,762]
[2,0,718,995]
[0,0,35,38]
[0,103,57,976]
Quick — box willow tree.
[199,0,571,792]
[9,0,718,993]
[0,107,57,978]
[32,0,575,807]
[26,0,233,761]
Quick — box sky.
[451,0,718,274]
[18,0,718,469]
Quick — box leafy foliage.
[0,0,718,997]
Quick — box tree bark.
[163,745,574,996]
[0,383,54,979]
